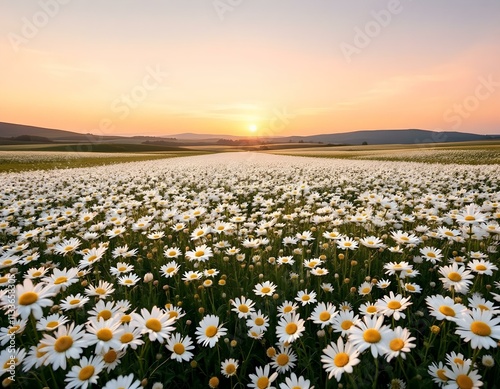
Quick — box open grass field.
[267,141,500,165]
[1,150,499,388]
[0,148,213,173]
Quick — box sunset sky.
[1,1,500,137]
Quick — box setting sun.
[248,124,258,133]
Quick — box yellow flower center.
[64,246,74,252]
[7,325,20,334]
[389,338,405,351]
[341,320,353,330]
[427,252,436,258]
[257,377,269,389]
[344,242,352,247]
[439,306,455,317]
[173,342,185,355]
[387,301,402,310]
[406,285,416,291]
[456,374,473,389]
[276,353,289,366]
[238,304,249,313]
[205,325,218,338]
[19,292,38,306]
[4,358,18,369]
[97,328,113,341]
[168,311,179,319]
[103,349,117,363]
[46,321,59,329]
[209,377,219,388]
[283,306,293,313]
[146,318,162,332]
[454,358,464,365]
[32,272,42,277]
[367,306,377,314]
[470,321,491,336]
[168,251,177,256]
[363,328,381,343]
[475,265,487,271]
[301,295,310,301]
[260,287,271,294]
[69,299,81,305]
[255,317,265,326]
[36,344,47,358]
[195,251,205,257]
[0,277,8,284]
[436,369,448,381]
[285,323,298,335]
[447,272,462,282]
[225,364,236,375]
[361,287,371,294]
[78,365,95,381]
[54,335,73,352]
[124,279,133,284]
[120,314,131,323]
[54,276,68,285]
[477,304,489,311]
[98,310,112,321]
[87,255,98,262]
[334,352,350,368]
[120,333,134,343]
[464,215,476,221]
[166,267,175,273]
[95,287,107,295]
[319,311,331,321]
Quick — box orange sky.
[1,1,500,137]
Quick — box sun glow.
[248,124,258,133]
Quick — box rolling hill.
[1,121,498,146]
[279,129,497,145]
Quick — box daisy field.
[1,152,499,388]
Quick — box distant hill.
[0,122,497,146]
[0,122,90,140]
[0,135,53,144]
[278,129,496,145]
[0,122,172,144]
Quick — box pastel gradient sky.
[1,0,500,137]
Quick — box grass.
[0,143,192,153]
[0,151,212,173]
[266,141,500,165]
